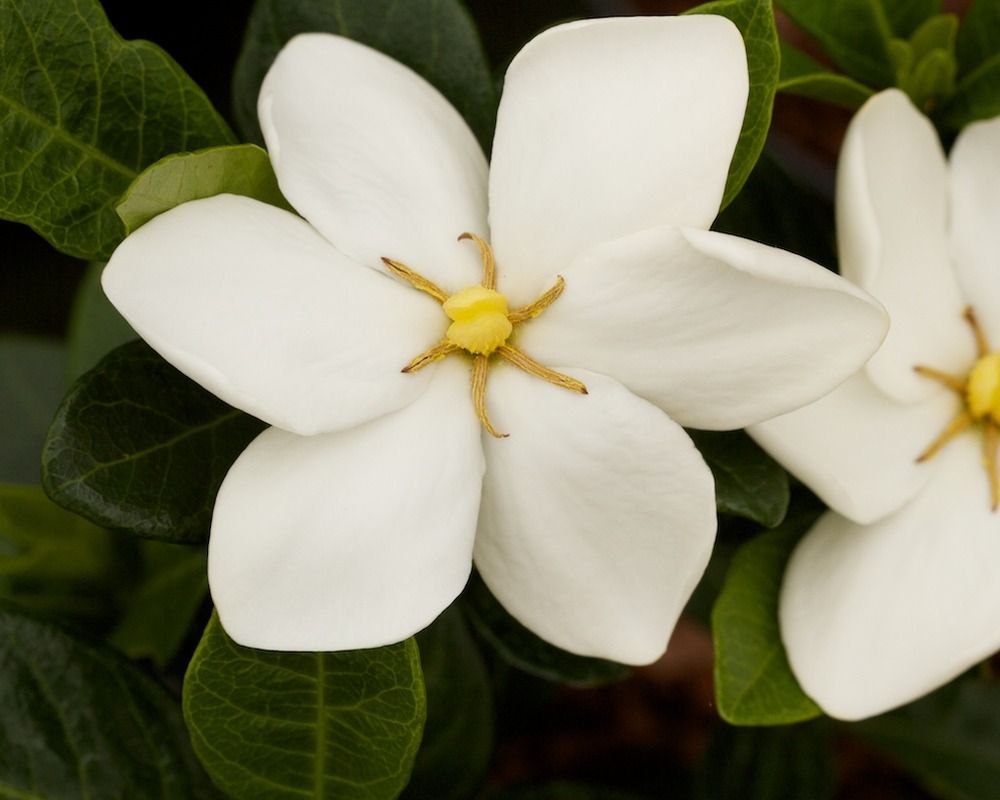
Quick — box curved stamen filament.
[497,345,588,395]
[966,306,990,358]
[508,276,565,324]
[459,232,496,290]
[985,422,1000,511]
[402,341,459,374]
[917,409,972,463]
[913,365,966,394]
[472,355,507,438]
[382,257,448,303]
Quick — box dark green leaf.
[778,42,874,110]
[109,542,208,668]
[0,603,216,799]
[0,483,121,628]
[116,144,291,234]
[942,45,1000,130]
[461,573,630,687]
[42,341,266,544]
[66,262,137,380]
[712,509,823,725]
[881,0,941,38]
[487,784,649,800]
[0,0,234,260]
[775,0,895,87]
[955,0,1000,75]
[713,154,836,270]
[184,613,425,800]
[403,605,493,800]
[0,336,66,484]
[851,677,1000,800]
[687,429,789,527]
[687,0,779,209]
[233,0,497,153]
[696,721,835,800]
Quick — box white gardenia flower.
[103,17,885,664]
[751,89,1000,719]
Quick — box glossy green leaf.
[0,603,216,799]
[109,542,208,668]
[955,0,1000,75]
[42,341,266,544]
[0,0,234,260]
[66,262,137,380]
[184,613,425,800]
[778,42,874,110]
[687,429,789,527]
[116,144,291,234]
[851,677,1000,800]
[775,0,895,87]
[687,0,780,209]
[0,483,121,628]
[403,606,493,800]
[0,336,66,484]
[696,721,834,799]
[712,509,823,725]
[461,573,630,687]
[232,0,497,153]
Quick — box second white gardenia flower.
[751,89,1000,719]
[103,17,886,664]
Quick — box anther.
[913,365,966,394]
[402,341,459,374]
[508,276,566,324]
[916,409,973,463]
[458,232,496,290]
[382,257,448,303]
[472,355,507,438]
[965,306,990,358]
[497,345,588,394]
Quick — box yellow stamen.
[913,365,966,394]
[916,409,973,463]
[967,352,1000,423]
[472,355,507,438]
[459,232,496,290]
[966,306,990,358]
[496,345,588,394]
[508,276,565,324]
[382,257,448,303]
[986,423,1000,511]
[443,286,513,355]
[402,341,459,374]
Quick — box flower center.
[381,232,587,438]
[914,307,1000,510]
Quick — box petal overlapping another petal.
[208,359,484,651]
[103,194,443,436]
[749,374,957,524]
[488,16,748,306]
[517,225,888,430]
[259,33,489,293]
[950,115,1000,344]
[780,432,1000,720]
[473,365,717,665]
[837,89,972,403]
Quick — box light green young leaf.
[0,603,217,799]
[117,144,291,234]
[687,429,789,527]
[851,678,1000,800]
[109,542,208,669]
[0,0,234,260]
[0,483,121,628]
[686,0,780,209]
[712,509,823,725]
[0,336,66,485]
[43,341,265,544]
[232,0,497,153]
[184,613,425,800]
[778,41,874,110]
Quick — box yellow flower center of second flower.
[915,307,1000,510]
[381,232,587,438]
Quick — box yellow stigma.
[967,353,1000,423]
[442,286,513,355]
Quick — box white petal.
[518,226,888,430]
[488,16,748,306]
[950,115,1000,345]
[474,365,716,665]
[103,194,443,436]
[259,33,489,293]
[749,374,958,524]
[781,431,1000,720]
[837,89,972,403]
[209,359,483,651]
